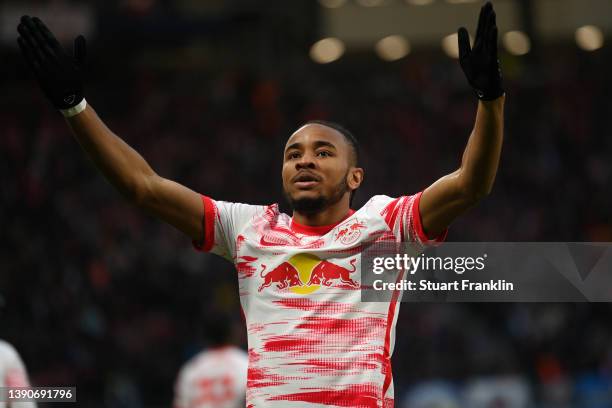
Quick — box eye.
[287,152,301,160]
[317,150,332,158]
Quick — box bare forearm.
[64,104,204,240]
[17,17,205,241]
[458,94,505,198]
[65,104,155,202]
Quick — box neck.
[292,197,352,227]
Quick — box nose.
[296,152,316,170]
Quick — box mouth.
[295,181,319,189]
[293,172,321,189]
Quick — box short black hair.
[301,120,361,206]
[303,120,360,167]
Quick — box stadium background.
[1,0,612,406]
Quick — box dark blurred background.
[1,0,612,407]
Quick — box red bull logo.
[258,262,303,292]
[306,259,358,287]
[258,254,359,294]
[334,218,367,245]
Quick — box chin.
[285,190,327,214]
[291,189,321,200]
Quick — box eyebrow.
[285,140,337,153]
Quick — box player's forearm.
[17,16,205,241]
[458,94,505,199]
[65,104,156,203]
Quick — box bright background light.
[575,25,604,51]
[310,38,346,64]
[442,33,459,58]
[503,30,531,56]
[375,35,411,61]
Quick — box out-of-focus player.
[0,340,37,408]
[174,317,249,408]
[17,2,504,406]
[173,318,248,408]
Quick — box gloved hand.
[17,15,87,111]
[457,2,504,101]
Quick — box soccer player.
[173,318,248,408]
[17,2,504,406]
[0,340,37,408]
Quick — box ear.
[347,167,364,191]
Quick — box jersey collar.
[290,209,355,236]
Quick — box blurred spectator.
[173,317,247,408]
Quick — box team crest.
[333,218,366,245]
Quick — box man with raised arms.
[17,3,504,406]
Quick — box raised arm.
[65,106,204,240]
[17,16,204,242]
[419,2,504,238]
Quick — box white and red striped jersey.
[173,346,248,408]
[193,192,447,407]
[0,340,36,408]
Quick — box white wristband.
[60,98,87,118]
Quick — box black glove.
[457,2,504,101]
[17,15,86,110]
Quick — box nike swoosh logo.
[260,235,286,247]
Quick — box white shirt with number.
[173,346,248,408]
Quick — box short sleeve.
[192,195,264,261]
[381,191,448,250]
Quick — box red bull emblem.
[306,258,358,287]
[258,262,303,292]
[258,255,359,294]
[334,218,366,245]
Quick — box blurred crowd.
[1,32,612,407]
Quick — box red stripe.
[290,209,355,236]
[382,198,401,232]
[411,191,448,244]
[192,194,217,252]
[202,195,216,251]
[268,384,380,407]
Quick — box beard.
[284,174,349,216]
